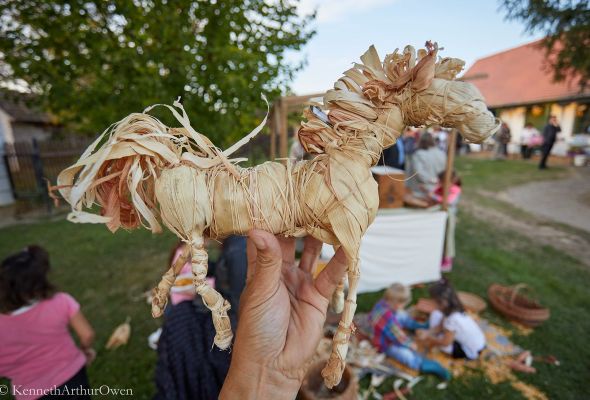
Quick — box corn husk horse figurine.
[56,42,499,387]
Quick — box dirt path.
[462,200,590,266]
[500,168,590,233]
[462,168,590,266]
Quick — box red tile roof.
[462,39,590,108]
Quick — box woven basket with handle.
[488,283,550,327]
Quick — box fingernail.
[250,231,267,251]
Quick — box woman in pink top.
[0,246,95,400]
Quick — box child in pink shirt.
[430,170,462,206]
[0,246,95,400]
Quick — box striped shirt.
[369,299,426,352]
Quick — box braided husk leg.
[322,255,359,388]
[329,277,346,314]
[191,236,233,349]
[151,244,191,317]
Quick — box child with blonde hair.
[369,283,450,380]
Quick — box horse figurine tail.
[54,97,230,235]
[54,112,183,233]
[54,104,236,349]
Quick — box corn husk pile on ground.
[105,317,131,350]
[55,41,499,388]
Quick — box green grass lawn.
[1,157,589,399]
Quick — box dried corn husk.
[105,317,131,349]
[395,78,499,143]
[55,41,499,389]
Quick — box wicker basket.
[488,284,550,327]
[458,291,487,314]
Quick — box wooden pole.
[279,99,289,161]
[269,106,277,160]
[441,129,458,211]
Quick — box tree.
[0,0,314,146]
[500,0,590,90]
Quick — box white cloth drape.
[321,209,446,293]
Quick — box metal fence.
[3,138,92,213]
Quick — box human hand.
[219,230,348,400]
[82,347,96,366]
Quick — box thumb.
[248,230,282,291]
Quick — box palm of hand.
[231,232,347,383]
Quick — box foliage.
[500,0,590,89]
[0,0,314,146]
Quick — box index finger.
[246,236,258,281]
[276,234,296,268]
[299,236,323,274]
[314,248,348,300]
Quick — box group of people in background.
[378,126,462,203]
[377,126,454,173]
[495,115,561,169]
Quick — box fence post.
[1,144,16,205]
[31,139,52,213]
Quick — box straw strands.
[55,42,499,388]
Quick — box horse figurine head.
[298,41,499,166]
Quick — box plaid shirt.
[369,300,424,352]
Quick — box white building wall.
[550,103,577,156]
[0,108,15,145]
[498,107,526,154]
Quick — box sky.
[286,0,543,94]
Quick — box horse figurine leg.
[151,244,191,317]
[329,277,346,314]
[322,248,359,387]
[321,212,362,388]
[190,234,233,349]
[154,165,233,349]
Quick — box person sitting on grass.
[430,170,462,207]
[368,283,451,380]
[0,245,95,400]
[420,279,486,360]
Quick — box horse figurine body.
[57,42,499,387]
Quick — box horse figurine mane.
[55,42,499,388]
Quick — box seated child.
[430,170,462,206]
[422,279,486,359]
[0,246,95,400]
[369,283,450,380]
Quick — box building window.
[525,104,551,129]
[573,103,590,134]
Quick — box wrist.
[220,359,301,400]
